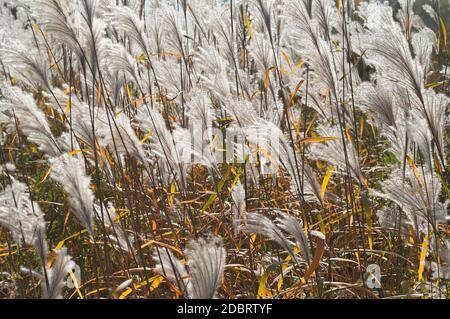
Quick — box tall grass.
[0,0,448,299]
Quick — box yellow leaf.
[67,149,92,156]
[136,54,146,63]
[368,232,373,251]
[69,270,84,299]
[85,288,107,297]
[119,275,163,299]
[244,14,253,39]
[281,50,292,70]
[65,97,71,115]
[418,233,430,281]
[229,165,244,190]
[439,17,447,50]
[317,214,326,235]
[299,136,337,143]
[265,68,270,90]
[0,251,17,257]
[250,234,257,256]
[126,83,133,100]
[288,79,305,108]
[305,113,317,136]
[355,251,360,269]
[53,229,88,253]
[54,240,66,252]
[141,130,153,143]
[257,270,272,299]
[345,127,353,144]
[32,24,41,32]
[168,182,176,208]
[140,240,183,256]
[320,165,334,201]
[40,167,52,184]
[302,233,325,283]
[295,59,305,69]
[277,247,300,290]
[97,81,102,110]
[407,157,425,189]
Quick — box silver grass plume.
[105,5,150,55]
[408,115,433,169]
[101,113,147,164]
[33,0,109,76]
[245,119,322,203]
[152,59,187,101]
[419,90,448,168]
[153,247,190,296]
[372,167,447,234]
[101,203,134,254]
[137,107,180,173]
[396,0,416,36]
[275,212,312,265]
[358,80,397,129]
[185,236,226,299]
[137,107,201,190]
[0,86,60,157]
[412,28,436,76]
[422,4,439,28]
[41,247,76,299]
[312,0,338,40]
[363,2,424,98]
[231,180,246,235]
[45,88,107,150]
[366,4,448,169]
[153,236,226,299]
[208,10,238,68]
[0,179,45,246]
[238,212,301,265]
[146,7,166,56]
[248,32,274,76]
[0,45,51,90]
[81,12,110,76]
[50,154,95,237]
[106,43,140,86]
[194,44,234,102]
[285,0,339,100]
[184,91,221,176]
[431,240,450,280]
[309,124,364,186]
[163,7,187,56]
[34,226,49,268]
[185,90,216,134]
[32,0,83,64]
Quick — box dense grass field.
[0,0,448,299]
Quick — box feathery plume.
[0,86,60,157]
[0,179,45,246]
[101,113,147,164]
[231,180,246,234]
[275,212,311,264]
[153,248,190,295]
[185,236,226,299]
[238,212,300,265]
[153,236,226,299]
[50,154,95,237]
[41,247,76,299]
